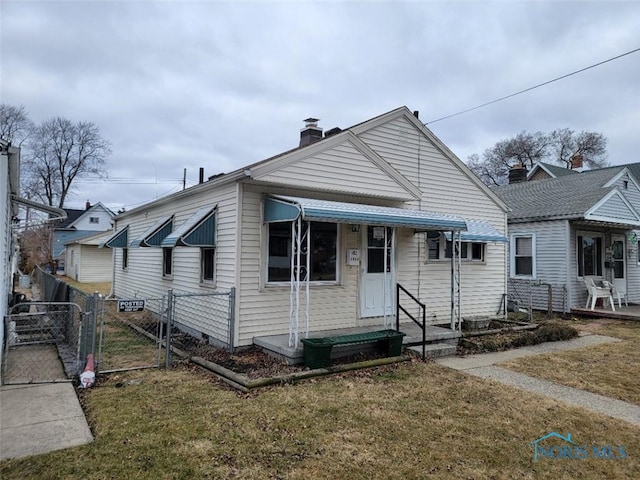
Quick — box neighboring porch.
[253,322,460,364]
[571,304,640,321]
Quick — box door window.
[367,226,392,273]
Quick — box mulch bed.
[170,331,390,379]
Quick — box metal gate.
[96,296,168,373]
[2,302,91,385]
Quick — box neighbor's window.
[162,247,173,277]
[89,217,99,224]
[577,233,602,277]
[201,247,215,283]
[511,234,535,278]
[267,221,338,283]
[122,248,128,270]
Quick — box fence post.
[90,292,100,358]
[165,289,174,368]
[228,287,236,352]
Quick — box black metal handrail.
[396,283,426,360]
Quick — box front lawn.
[500,319,640,405]
[2,358,639,479]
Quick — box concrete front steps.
[407,343,457,359]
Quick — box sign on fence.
[117,299,146,312]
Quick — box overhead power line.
[425,46,640,125]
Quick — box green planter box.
[301,338,334,369]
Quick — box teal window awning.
[161,207,216,247]
[99,226,129,248]
[443,220,507,243]
[264,195,467,231]
[130,215,174,247]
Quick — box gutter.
[11,195,67,222]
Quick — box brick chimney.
[85,200,91,210]
[571,153,584,171]
[508,164,528,184]
[299,118,323,147]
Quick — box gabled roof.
[64,230,115,246]
[527,162,580,180]
[493,166,632,223]
[117,106,509,219]
[56,202,115,229]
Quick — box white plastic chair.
[602,280,628,309]
[584,277,615,311]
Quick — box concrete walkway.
[436,334,640,426]
[0,383,93,461]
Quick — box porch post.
[305,220,310,338]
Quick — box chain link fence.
[3,268,236,383]
[170,289,235,350]
[2,301,88,384]
[507,278,568,319]
[96,296,168,373]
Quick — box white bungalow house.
[102,107,508,357]
[494,162,640,312]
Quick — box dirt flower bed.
[170,331,392,379]
[459,321,579,354]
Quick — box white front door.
[611,235,626,296]
[360,226,395,318]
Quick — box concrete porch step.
[407,343,457,359]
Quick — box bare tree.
[0,104,34,146]
[467,129,608,186]
[23,117,111,208]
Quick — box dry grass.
[2,360,639,479]
[500,319,640,405]
[56,276,111,296]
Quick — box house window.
[510,234,535,278]
[577,233,602,277]
[426,233,485,262]
[89,217,99,224]
[122,248,128,270]
[201,247,215,283]
[163,248,173,277]
[267,221,338,283]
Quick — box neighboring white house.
[53,201,114,271]
[103,107,509,355]
[64,230,114,282]
[494,162,640,312]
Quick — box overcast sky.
[2,1,639,212]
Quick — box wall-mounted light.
[350,224,360,233]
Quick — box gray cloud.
[2,0,639,211]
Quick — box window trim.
[265,221,340,286]
[162,247,173,278]
[200,247,216,285]
[89,217,100,224]
[426,232,486,263]
[122,247,128,270]
[510,233,536,279]
[576,231,604,279]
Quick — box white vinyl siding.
[358,115,507,322]
[65,244,112,282]
[253,141,413,200]
[591,194,639,222]
[508,221,569,312]
[113,182,237,343]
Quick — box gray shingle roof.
[493,166,625,222]
[536,162,580,178]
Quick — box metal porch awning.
[161,207,216,247]
[129,215,173,247]
[443,219,507,243]
[264,195,467,231]
[99,226,129,248]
